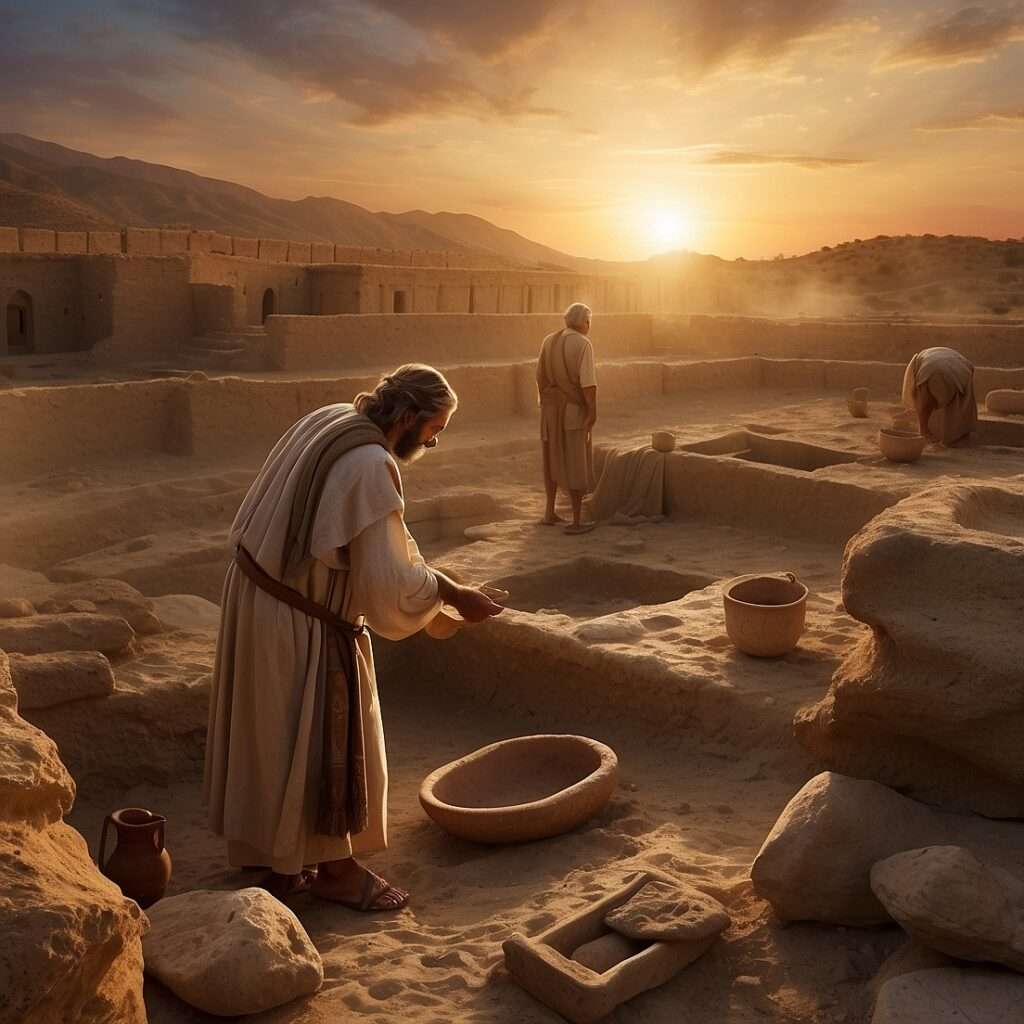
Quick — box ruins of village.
[3,223,1024,1024]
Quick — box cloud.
[881,4,1024,69]
[148,0,565,124]
[920,108,1024,131]
[371,0,572,57]
[665,0,852,76]
[703,150,869,169]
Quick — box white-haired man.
[536,302,598,534]
[205,364,503,911]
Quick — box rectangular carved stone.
[9,652,115,710]
[88,231,123,254]
[188,231,215,254]
[287,241,312,264]
[0,614,135,656]
[20,228,56,253]
[0,226,19,252]
[210,233,232,254]
[56,232,88,254]
[125,228,161,256]
[159,230,189,254]
[232,236,258,259]
[334,245,363,263]
[310,242,333,263]
[258,238,289,262]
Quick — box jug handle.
[782,572,798,584]
[154,819,166,853]
[98,814,114,870]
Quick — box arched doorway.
[261,288,276,323]
[5,291,34,354]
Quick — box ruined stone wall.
[188,254,312,325]
[310,266,643,316]
[85,257,193,365]
[654,314,1024,367]
[0,256,85,355]
[264,312,655,372]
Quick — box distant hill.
[0,133,593,269]
[654,234,1024,319]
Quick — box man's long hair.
[354,363,458,432]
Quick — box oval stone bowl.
[420,735,618,844]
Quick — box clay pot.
[878,428,926,463]
[420,734,617,843]
[99,807,172,908]
[847,388,868,418]
[722,572,808,657]
[651,431,676,453]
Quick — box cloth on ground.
[590,445,666,522]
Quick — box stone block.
[88,231,123,254]
[210,232,232,254]
[55,231,87,254]
[258,238,289,262]
[232,236,258,259]
[9,652,116,710]
[125,228,161,256]
[187,231,215,254]
[42,579,162,635]
[0,613,135,656]
[287,241,312,264]
[159,229,190,255]
[0,226,19,252]
[334,245,363,263]
[310,242,333,263]
[20,228,56,253]
[986,389,1024,415]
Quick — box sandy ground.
[7,383,1024,1023]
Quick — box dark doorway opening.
[261,288,276,323]
[5,291,33,354]
[393,290,408,314]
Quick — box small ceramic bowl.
[878,428,927,463]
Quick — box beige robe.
[537,328,597,492]
[902,346,978,445]
[204,405,441,874]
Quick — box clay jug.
[98,807,172,908]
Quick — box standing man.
[902,346,978,445]
[537,302,598,534]
[205,364,503,911]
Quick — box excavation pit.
[489,558,716,619]
[680,431,863,472]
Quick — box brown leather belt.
[233,545,366,638]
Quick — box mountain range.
[0,133,601,270]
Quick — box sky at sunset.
[3,1,1024,260]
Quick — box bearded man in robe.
[537,302,598,534]
[902,346,978,445]
[205,364,504,910]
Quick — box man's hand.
[450,586,505,623]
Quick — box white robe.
[204,407,441,874]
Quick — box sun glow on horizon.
[629,199,701,257]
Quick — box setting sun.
[629,201,699,256]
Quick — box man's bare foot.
[312,859,409,911]
[540,513,568,525]
[564,522,596,535]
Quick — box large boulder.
[0,650,146,1023]
[750,772,1024,926]
[872,968,1024,1024]
[9,652,116,710]
[143,887,323,1016]
[0,613,135,657]
[871,846,1024,971]
[796,480,1024,816]
[40,579,162,635]
[0,597,34,618]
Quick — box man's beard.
[393,425,427,463]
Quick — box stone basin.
[419,734,618,844]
